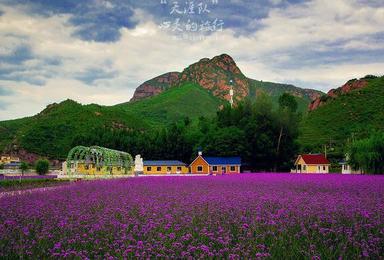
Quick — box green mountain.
[0,100,150,159]
[117,82,224,125]
[299,75,384,153]
[131,54,322,113]
[248,79,321,112]
[0,83,222,160]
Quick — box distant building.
[340,160,362,174]
[190,152,241,174]
[65,146,134,176]
[1,155,20,164]
[294,154,330,174]
[0,155,21,169]
[143,161,189,175]
[3,162,22,169]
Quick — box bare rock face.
[308,79,369,111]
[130,54,249,103]
[178,54,249,102]
[130,72,180,102]
[304,89,322,101]
[308,98,323,111]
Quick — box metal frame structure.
[66,146,133,175]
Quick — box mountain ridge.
[130,54,322,105]
[300,75,384,153]
[308,76,377,111]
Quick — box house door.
[222,166,226,174]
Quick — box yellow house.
[294,154,330,174]
[1,155,20,164]
[1,155,21,169]
[75,163,127,175]
[190,153,241,174]
[143,160,189,175]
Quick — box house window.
[97,167,101,171]
[230,166,236,172]
[117,167,121,171]
[85,165,89,170]
[197,166,203,172]
[157,167,161,172]
[303,165,306,171]
[323,166,326,171]
[147,166,152,171]
[167,166,172,172]
[212,166,218,171]
[177,167,182,171]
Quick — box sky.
[0,0,383,120]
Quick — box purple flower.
[0,174,383,258]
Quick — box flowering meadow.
[1,174,383,259]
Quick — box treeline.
[349,132,384,174]
[72,93,300,172]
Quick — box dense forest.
[349,132,384,174]
[73,93,300,172]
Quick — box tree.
[275,93,299,171]
[278,93,298,113]
[35,159,50,175]
[183,116,191,126]
[203,126,247,157]
[20,162,29,177]
[349,132,384,174]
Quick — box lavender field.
[1,174,383,258]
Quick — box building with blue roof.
[143,160,189,174]
[3,162,22,169]
[190,152,241,174]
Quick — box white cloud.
[0,0,383,120]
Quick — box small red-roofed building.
[294,154,330,174]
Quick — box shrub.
[347,78,357,84]
[362,75,378,80]
[35,159,50,175]
[319,95,328,102]
[20,162,29,176]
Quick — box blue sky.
[0,0,383,120]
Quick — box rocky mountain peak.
[308,78,369,111]
[178,54,249,101]
[130,54,323,106]
[211,54,240,73]
[130,54,249,103]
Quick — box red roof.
[300,154,330,165]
